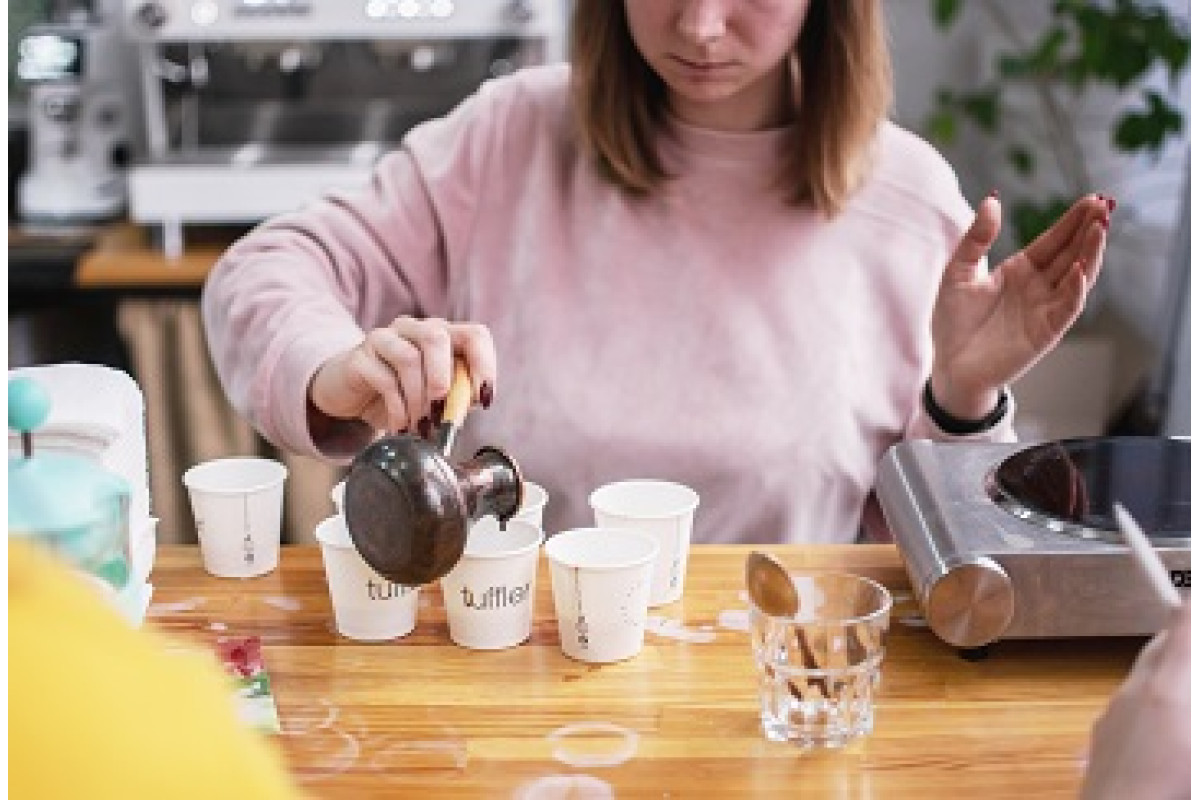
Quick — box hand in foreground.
[308,316,496,434]
[930,193,1110,420]
[1079,603,1190,800]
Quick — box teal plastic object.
[8,376,50,433]
[8,377,131,589]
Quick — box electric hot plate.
[876,437,1191,649]
[987,437,1189,545]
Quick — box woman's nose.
[676,0,727,45]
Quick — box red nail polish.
[987,188,999,200]
[479,381,494,410]
[1106,195,1116,212]
[1100,216,1110,230]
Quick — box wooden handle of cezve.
[441,358,474,427]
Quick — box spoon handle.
[796,630,830,699]
[434,359,474,455]
[1113,502,1181,610]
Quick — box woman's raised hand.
[308,317,497,435]
[929,192,1111,421]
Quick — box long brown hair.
[570,1,893,216]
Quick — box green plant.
[925,0,1189,246]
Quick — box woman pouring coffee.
[201,0,1110,546]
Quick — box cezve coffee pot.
[343,361,523,586]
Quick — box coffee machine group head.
[121,0,567,256]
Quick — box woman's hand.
[1079,603,1190,800]
[308,316,497,434]
[930,193,1110,420]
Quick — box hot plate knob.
[134,1,168,30]
[924,555,1015,648]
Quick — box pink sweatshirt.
[202,64,1014,545]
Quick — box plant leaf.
[960,89,1000,132]
[932,0,963,28]
[1113,91,1185,153]
[1006,146,1035,177]
[926,109,958,147]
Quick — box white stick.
[1113,503,1182,610]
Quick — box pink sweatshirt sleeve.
[201,81,507,460]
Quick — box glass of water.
[749,571,892,748]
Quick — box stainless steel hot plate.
[876,436,1191,647]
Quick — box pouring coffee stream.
[343,360,523,586]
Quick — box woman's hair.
[570,1,893,216]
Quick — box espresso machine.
[15,11,132,223]
[121,0,567,256]
[877,437,1190,652]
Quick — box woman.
[1080,602,1190,799]
[202,1,1110,544]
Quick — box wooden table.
[10,221,237,294]
[75,223,222,289]
[146,544,1141,798]
[9,222,225,293]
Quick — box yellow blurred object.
[9,540,302,798]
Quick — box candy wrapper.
[215,636,281,734]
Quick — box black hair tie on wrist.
[922,380,1008,435]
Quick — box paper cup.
[331,480,346,515]
[544,527,659,664]
[130,516,159,585]
[589,479,699,606]
[182,457,287,578]
[440,518,544,650]
[514,481,549,528]
[315,515,420,641]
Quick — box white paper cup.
[514,481,549,529]
[315,515,420,641]
[544,527,659,664]
[131,516,159,585]
[440,518,544,650]
[331,480,346,514]
[588,479,699,607]
[182,457,288,578]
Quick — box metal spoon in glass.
[746,551,800,618]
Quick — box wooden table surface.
[146,544,1141,798]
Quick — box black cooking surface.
[991,437,1190,539]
